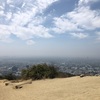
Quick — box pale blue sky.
[0,0,100,58]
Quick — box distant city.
[0,57,100,76]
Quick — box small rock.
[80,74,85,78]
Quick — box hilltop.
[0,76,100,100]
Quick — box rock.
[13,85,23,89]
[5,82,10,86]
[80,74,85,78]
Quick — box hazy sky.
[0,0,100,58]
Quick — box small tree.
[21,64,58,80]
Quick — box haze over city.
[0,0,100,58]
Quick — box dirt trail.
[0,76,100,100]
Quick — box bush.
[4,73,17,80]
[21,64,58,80]
[21,63,74,80]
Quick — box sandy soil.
[0,76,100,100]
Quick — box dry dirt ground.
[0,76,100,100]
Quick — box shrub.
[21,64,58,80]
[21,63,74,80]
[4,73,17,80]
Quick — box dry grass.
[0,76,100,100]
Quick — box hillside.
[0,76,100,100]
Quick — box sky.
[0,0,100,58]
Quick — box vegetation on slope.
[21,63,74,80]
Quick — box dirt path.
[0,76,100,100]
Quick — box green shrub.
[21,64,58,80]
[21,63,74,80]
